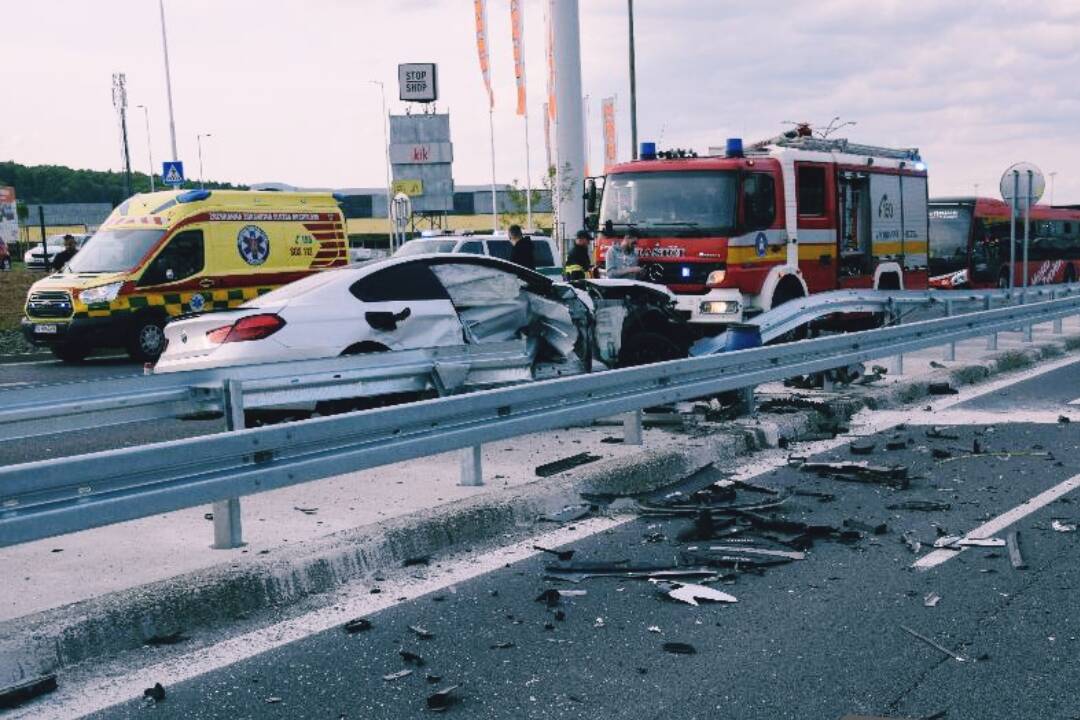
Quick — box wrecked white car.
[154,255,690,418]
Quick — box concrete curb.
[2,333,1077,686]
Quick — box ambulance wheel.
[127,316,166,362]
[51,343,89,363]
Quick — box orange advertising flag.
[474,0,494,109]
[602,97,617,172]
[510,0,527,116]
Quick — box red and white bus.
[928,197,1080,289]
[588,129,930,327]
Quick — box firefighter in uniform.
[564,229,593,280]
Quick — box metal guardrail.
[3,293,1080,548]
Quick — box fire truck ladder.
[751,134,921,162]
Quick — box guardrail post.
[1053,290,1063,334]
[212,379,245,549]
[623,410,643,445]
[944,299,956,361]
[741,385,756,415]
[889,302,904,375]
[459,445,484,486]
[1022,291,1034,343]
[985,295,997,350]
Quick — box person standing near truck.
[508,224,536,271]
[564,229,593,280]
[605,228,642,279]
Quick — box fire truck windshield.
[600,170,738,236]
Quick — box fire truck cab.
[588,131,930,327]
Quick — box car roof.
[333,252,555,292]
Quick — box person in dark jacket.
[564,229,593,280]
[51,234,78,271]
[508,224,536,271]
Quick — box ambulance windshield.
[67,228,165,273]
[600,170,738,236]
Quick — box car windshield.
[928,204,973,276]
[67,228,165,273]
[600,170,738,235]
[396,239,458,256]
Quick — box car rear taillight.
[206,314,286,344]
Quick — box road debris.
[143,683,166,703]
[885,435,908,451]
[850,441,876,456]
[343,618,373,634]
[937,450,1051,465]
[1051,519,1077,533]
[382,669,413,682]
[533,545,575,561]
[843,519,888,535]
[403,556,431,567]
[426,685,460,712]
[426,673,443,684]
[900,625,968,662]
[490,641,515,649]
[662,642,697,655]
[293,506,318,515]
[733,479,781,495]
[647,626,662,634]
[925,427,960,440]
[593,617,606,628]
[901,532,923,553]
[536,452,602,477]
[793,488,836,502]
[1007,531,1027,569]
[409,625,435,640]
[145,631,188,646]
[800,461,909,489]
[927,382,958,395]
[651,579,737,606]
[1058,415,1071,424]
[400,650,425,666]
[707,544,806,560]
[544,562,719,584]
[923,592,941,608]
[540,504,593,523]
[957,537,1005,547]
[886,500,951,512]
[0,675,57,709]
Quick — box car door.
[347,261,465,349]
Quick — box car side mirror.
[585,179,597,214]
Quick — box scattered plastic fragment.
[0,675,57,709]
[901,532,922,554]
[593,617,606,628]
[923,592,941,608]
[143,683,166,703]
[647,626,662,634]
[930,447,952,459]
[662,642,697,655]
[801,461,909,488]
[343,618,372,634]
[651,580,737,606]
[403,556,431,567]
[293,506,318,515]
[426,674,443,684]
[1058,415,1071,424]
[885,436,908,451]
[792,489,836,502]
[533,545,575,561]
[540,504,593,523]
[400,650,425,666]
[265,696,284,703]
[426,685,460,712]
[409,625,435,640]
[887,500,951,512]
[1007,531,1027,570]
[1052,520,1077,533]
[535,589,561,607]
[382,670,413,682]
[535,453,602,477]
[706,545,806,560]
[925,427,959,440]
[927,382,958,396]
[842,519,888,535]
[733,479,780,495]
[490,641,515,649]
[957,537,1005,548]
[900,625,968,662]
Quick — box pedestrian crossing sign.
[162,161,185,187]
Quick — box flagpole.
[489,107,499,232]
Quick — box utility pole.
[112,73,133,198]
[197,133,211,189]
[628,0,638,159]
[1050,171,1057,206]
[369,80,395,249]
[136,105,155,191]
[159,0,179,161]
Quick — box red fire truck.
[586,129,930,328]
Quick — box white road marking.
[0,382,30,387]
[6,516,627,720]
[913,471,1080,570]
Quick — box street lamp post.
[1050,171,1058,206]
[197,133,211,189]
[159,0,179,161]
[136,105,155,191]
[368,80,394,251]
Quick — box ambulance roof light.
[177,189,211,203]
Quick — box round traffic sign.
[1000,162,1045,205]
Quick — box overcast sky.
[4,1,1079,202]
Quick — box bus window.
[928,206,972,278]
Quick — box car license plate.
[34,324,59,334]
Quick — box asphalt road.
[0,356,221,466]
[86,399,1080,718]
[957,360,1080,412]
